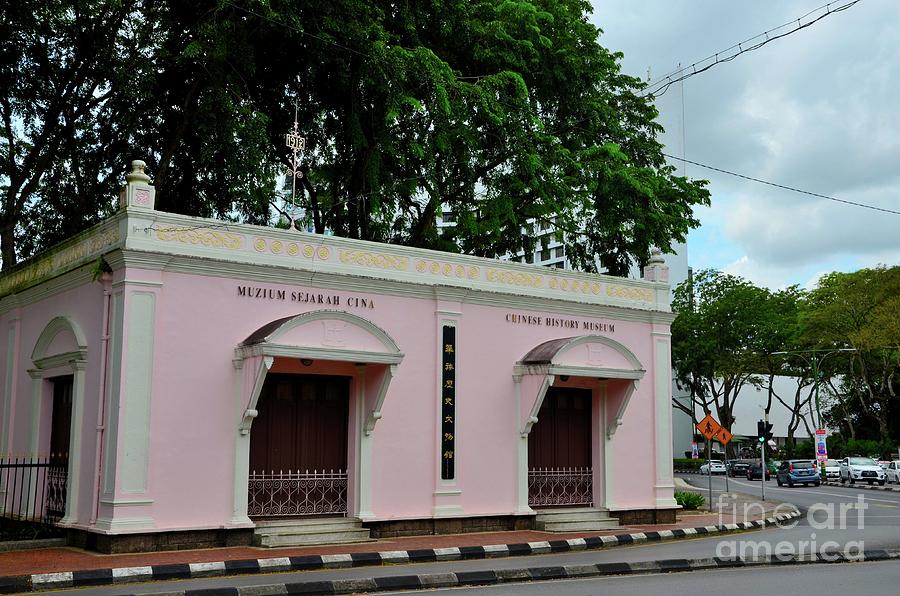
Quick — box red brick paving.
[0,512,741,577]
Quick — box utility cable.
[643,0,863,98]
[663,153,900,216]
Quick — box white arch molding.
[230,310,404,526]
[512,335,646,514]
[29,316,89,526]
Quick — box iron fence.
[248,469,347,517]
[0,455,68,525]
[528,466,593,507]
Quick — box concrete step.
[538,519,620,532]
[255,527,372,547]
[534,508,613,523]
[252,516,374,547]
[534,508,619,532]
[254,517,362,532]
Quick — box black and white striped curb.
[137,549,900,595]
[822,480,900,492]
[0,511,800,593]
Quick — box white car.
[885,461,900,484]
[824,459,841,480]
[839,457,886,485]
[700,460,727,475]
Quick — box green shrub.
[673,458,703,471]
[675,491,705,510]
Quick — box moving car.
[727,460,750,477]
[886,461,900,484]
[776,460,821,487]
[699,460,727,475]
[746,461,771,481]
[824,459,841,480]
[840,457,886,485]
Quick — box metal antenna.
[284,102,307,231]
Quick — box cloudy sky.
[590,0,900,289]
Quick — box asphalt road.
[382,561,900,595]
[45,475,900,595]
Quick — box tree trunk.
[1,217,16,271]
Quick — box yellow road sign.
[697,414,721,441]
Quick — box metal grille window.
[528,467,593,507]
[248,469,347,517]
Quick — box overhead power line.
[662,153,900,216]
[643,0,864,98]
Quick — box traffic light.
[757,420,775,444]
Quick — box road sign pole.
[761,412,768,502]
[723,440,730,495]
[707,441,712,510]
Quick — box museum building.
[0,162,677,552]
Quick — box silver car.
[886,461,900,484]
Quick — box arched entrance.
[513,335,644,513]
[29,316,88,525]
[248,373,351,517]
[230,311,403,526]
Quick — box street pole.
[723,438,730,495]
[761,411,768,502]
[813,353,825,481]
[707,440,713,511]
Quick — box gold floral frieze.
[548,277,601,295]
[157,226,243,250]
[0,225,122,297]
[606,284,655,302]
[252,238,329,260]
[417,259,479,279]
[340,249,408,270]
[485,268,543,288]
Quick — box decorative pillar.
[644,248,677,508]
[432,287,465,517]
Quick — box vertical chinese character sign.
[441,326,456,480]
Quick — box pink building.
[0,162,677,552]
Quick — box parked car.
[840,457,886,485]
[700,460,727,475]
[824,459,842,480]
[746,461,771,481]
[886,461,900,484]
[776,460,821,487]
[727,460,750,477]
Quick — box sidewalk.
[0,493,797,591]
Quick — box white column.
[653,331,677,508]
[356,364,375,520]
[60,360,87,525]
[601,382,618,510]
[513,375,533,515]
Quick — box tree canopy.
[1,0,710,272]
[672,266,900,451]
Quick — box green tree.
[672,270,776,442]
[1,0,710,273]
[804,266,900,442]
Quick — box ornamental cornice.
[0,217,123,299]
[2,209,673,320]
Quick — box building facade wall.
[0,182,677,539]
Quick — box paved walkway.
[0,510,757,577]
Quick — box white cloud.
[593,0,900,283]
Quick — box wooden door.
[528,387,592,468]
[250,374,349,473]
[47,376,73,519]
[528,387,593,507]
[248,374,350,517]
